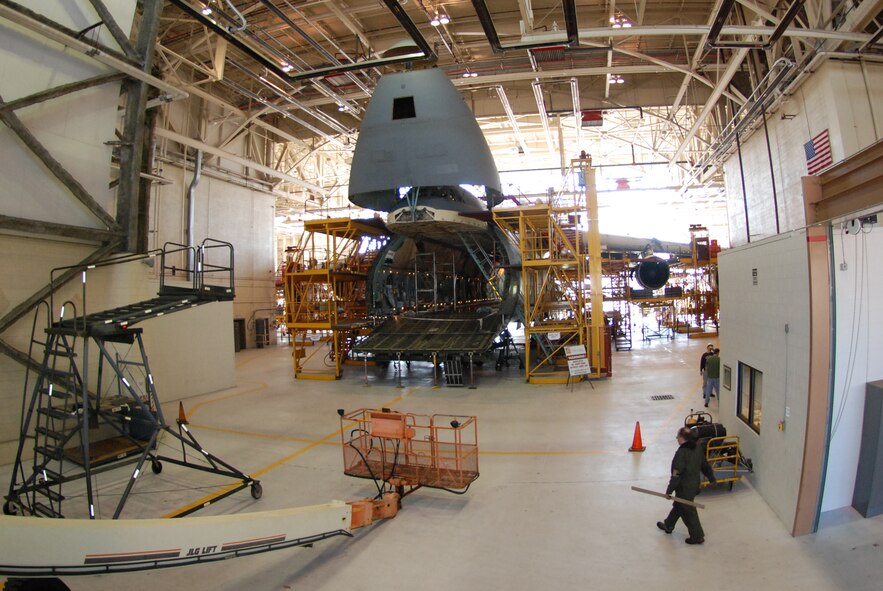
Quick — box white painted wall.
[718,58,883,528]
[723,60,883,246]
[0,236,116,464]
[0,1,137,464]
[148,161,277,351]
[822,223,883,511]
[718,231,812,531]
[0,1,136,228]
[0,3,277,464]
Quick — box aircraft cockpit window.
[392,97,416,120]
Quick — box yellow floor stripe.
[185,423,332,446]
[185,382,269,419]
[163,388,417,518]
[164,381,706,518]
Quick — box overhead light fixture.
[610,15,631,28]
[462,69,478,78]
[281,62,294,73]
[430,11,450,26]
[200,4,213,16]
[609,74,624,84]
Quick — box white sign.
[547,332,560,341]
[564,345,591,376]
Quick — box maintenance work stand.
[3,239,261,520]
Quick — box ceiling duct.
[471,0,578,53]
[530,44,613,70]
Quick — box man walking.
[699,344,714,391]
[657,427,716,544]
[704,348,720,407]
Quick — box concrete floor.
[4,334,883,590]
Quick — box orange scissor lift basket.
[340,409,479,512]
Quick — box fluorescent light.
[610,15,632,28]
[201,5,212,16]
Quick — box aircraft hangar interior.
[0,1,882,590]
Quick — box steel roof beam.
[671,46,751,165]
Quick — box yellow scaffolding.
[493,157,608,383]
[282,218,388,379]
[670,225,720,334]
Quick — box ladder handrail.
[49,249,163,329]
[20,301,51,434]
[198,238,235,295]
[160,242,198,292]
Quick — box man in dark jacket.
[699,343,714,390]
[657,427,716,544]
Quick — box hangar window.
[392,96,416,119]
[737,363,762,433]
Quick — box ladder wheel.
[4,499,19,515]
[251,482,263,499]
[151,460,163,474]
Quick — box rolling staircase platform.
[52,285,234,338]
[4,239,258,520]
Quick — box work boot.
[685,537,705,545]
[656,521,673,534]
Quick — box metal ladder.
[414,252,437,310]
[459,233,502,300]
[4,239,260,519]
[443,355,465,387]
[26,329,82,518]
[609,270,632,351]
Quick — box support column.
[117,0,164,252]
[792,224,833,536]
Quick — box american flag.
[804,129,833,175]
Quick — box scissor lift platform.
[340,409,479,494]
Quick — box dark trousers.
[664,499,704,540]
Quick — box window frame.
[737,362,762,434]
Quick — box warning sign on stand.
[564,345,591,376]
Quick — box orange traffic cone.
[629,421,646,452]
[177,401,189,426]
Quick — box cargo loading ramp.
[353,310,504,356]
